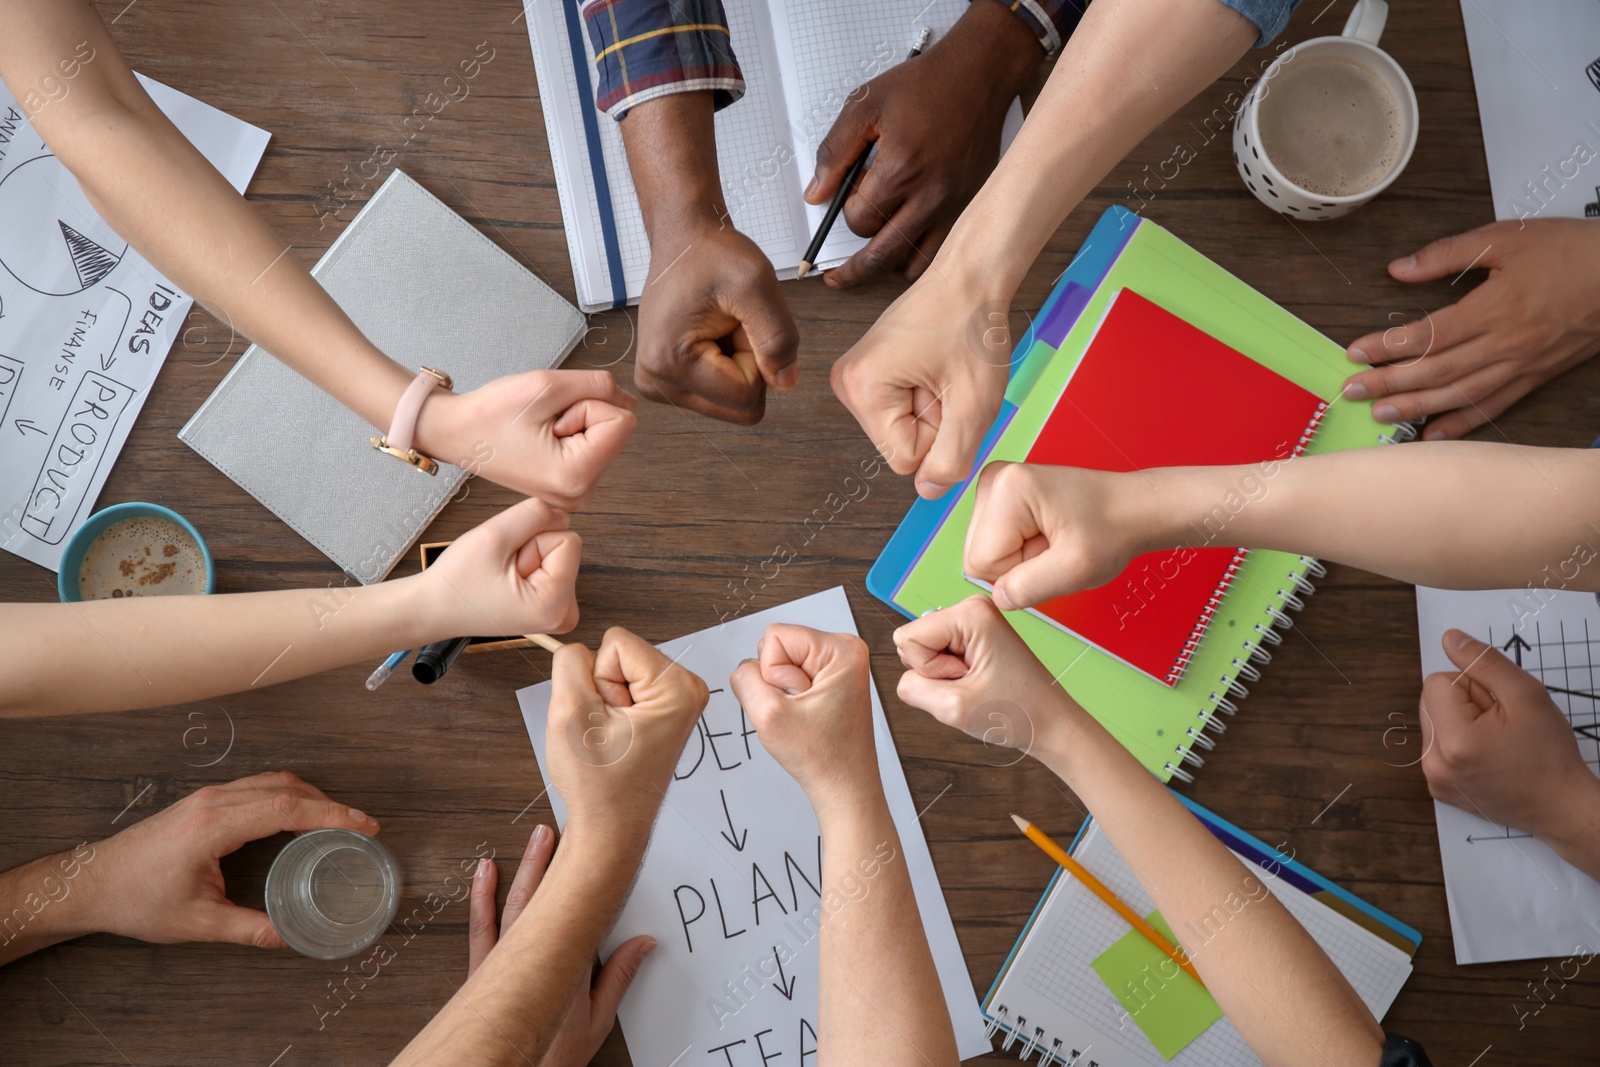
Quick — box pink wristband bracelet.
[370,366,452,475]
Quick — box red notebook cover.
[1019,289,1328,685]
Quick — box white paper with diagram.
[1415,586,1600,964]
[0,73,268,570]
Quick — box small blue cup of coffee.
[57,502,216,602]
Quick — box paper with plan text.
[516,587,989,1065]
[1416,586,1600,963]
[0,74,268,570]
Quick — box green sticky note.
[1089,911,1222,1059]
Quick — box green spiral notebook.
[884,210,1409,781]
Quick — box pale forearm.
[391,832,640,1067]
[1136,442,1600,589]
[1,3,414,433]
[815,793,958,1067]
[937,0,1255,297]
[1035,707,1383,1067]
[0,578,436,716]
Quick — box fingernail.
[1347,346,1369,364]
[348,806,373,824]
[891,626,905,643]
[642,936,659,955]
[1372,403,1400,423]
[804,176,819,200]
[475,857,490,879]
[1423,428,1446,441]
[916,480,949,498]
[992,587,1016,612]
[1390,254,1417,273]
[1446,628,1475,650]
[776,365,799,390]
[533,823,551,846]
[1341,380,1368,400]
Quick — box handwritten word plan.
[0,75,267,570]
[518,587,989,1066]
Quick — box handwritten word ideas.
[518,587,989,1066]
[0,74,267,570]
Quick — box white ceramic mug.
[1232,0,1419,220]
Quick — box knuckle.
[191,785,225,807]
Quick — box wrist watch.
[371,366,452,475]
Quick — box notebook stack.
[868,206,1412,781]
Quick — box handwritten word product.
[181,170,584,583]
[516,587,990,1067]
[0,75,268,571]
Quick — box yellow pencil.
[524,633,564,653]
[1011,813,1205,988]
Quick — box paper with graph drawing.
[515,587,989,1066]
[1416,586,1600,963]
[0,74,267,571]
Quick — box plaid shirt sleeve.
[991,0,1085,56]
[581,0,744,120]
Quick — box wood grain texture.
[0,1,1594,1063]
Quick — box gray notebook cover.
[180,169,586,583]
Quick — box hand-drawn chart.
[0,154,127,296]
[0,75,268,571]
[1416,586,1600,963]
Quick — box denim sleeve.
[1214,0,1300,46]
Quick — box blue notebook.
[865,206,1141,611]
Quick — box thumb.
[806,95,876,204]
[730,280,800,391]
[916,388,997,500]
[1441,629,1536,705]
[1390,226,1500,282]
[201,902,285,949]
[590,935,657,1027]
[484,497,563,555]
[992,552,1080,612]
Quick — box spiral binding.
[1162,552,1324,782]
[1156,397,1399,785]
[1378,418,1420,445]
[986,1004,1100,1066]
[1166,550,1250,686]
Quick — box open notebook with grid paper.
[984,795,1418,1066]
[522,0,1020,310]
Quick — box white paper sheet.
[516,587,990,1064]
[1415,586,1600,964]
[1460,0,1600,221]
[0,74,269,571]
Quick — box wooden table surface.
[1,1,1595,1063]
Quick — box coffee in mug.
[1231,0,1418,220]
[1257,56,1404,198]
[78,515,208,599]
